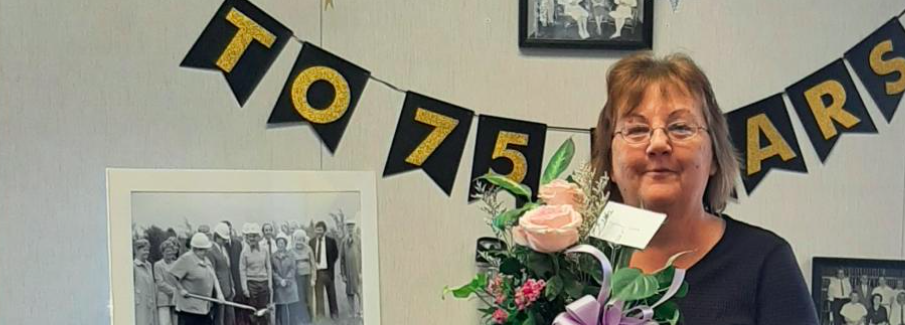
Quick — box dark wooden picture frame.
[519,0,654,50]
[812,257,905,325]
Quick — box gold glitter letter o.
[291,66,351,124]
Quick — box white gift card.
[590,202,666,249]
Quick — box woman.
[155,239,180,325]
[868,294,889,325]
[563,0,590,39]
[291,230,316,325]
[592,52,819,324]
[272,235,299,325]
[133,239,157,325]
[240,223,272,325]
[169,233,224,325]
[608,0,637,39]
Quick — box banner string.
[287,33,593,135]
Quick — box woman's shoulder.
[721,214,791,253]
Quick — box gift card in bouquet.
[591,202,666,249]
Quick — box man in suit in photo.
[210,223,236,325]
[310,221,339,320]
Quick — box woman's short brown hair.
[592,52,739,212]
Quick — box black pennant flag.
[469,115,547,202]
[181,0,291,106]
[383,92,474,196]
[786,59,877,163]
[268,42,370,153]
[845,18,905,123]
[726,94,808,195]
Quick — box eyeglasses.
[614,122,708,145]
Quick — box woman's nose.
[646,128,672,156]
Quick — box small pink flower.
[487,275,505,304]
[514,279,546,310]
[491,308,509,324]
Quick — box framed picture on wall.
[107,169,380,325]
[812,257,905,325]
[519,0,654,50]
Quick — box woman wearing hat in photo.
[290,229,315,325]
[169,233,224,325]
[239,223,273,325]
[155,239,180,325]
[271,234,299,325]
[133,239,157,325]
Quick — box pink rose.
[538,179,585,211]
[511,205,582,253]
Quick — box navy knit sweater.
[674,216,819,325]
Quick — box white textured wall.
[1,0,904,324]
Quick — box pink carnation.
[491,308,509,324]
[487,274,505,304]
[514,279,546,310]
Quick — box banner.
[181,0,292,106]
[178,2,905,201]
[469,116,547,202]
[726,94,808,195]
[383,92,475,196]
[786,59,878,163]
[845,18,905,122]
[267,42,371,153]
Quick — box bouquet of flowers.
[444,139,688,325]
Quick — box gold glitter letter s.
[803,80,861,140]
[291,66,351,124]
[491,131,529,183]
[869,40,905,95]
[745,114,796,176]
[216,8,277,73]
[404,108,459,166]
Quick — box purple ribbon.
[551,245,686,325]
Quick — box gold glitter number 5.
[291,66,351,124]
[404,108,459,166]
[491,131,529,183]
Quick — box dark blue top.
[675,215,819,325]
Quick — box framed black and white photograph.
[108,169,380,325]
[812,257,905,325]
[519,0,653,50]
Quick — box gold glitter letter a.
[745,113,796,176]
[216,8,277,73]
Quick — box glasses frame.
[613,124,709,145]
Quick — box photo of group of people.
[817,266,905,325]
[528,0,643,41]
[129,191,364,325]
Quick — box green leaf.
[480,174,532,199]
[443,273,488,299]
[492,203,539,231]
[522,311,537,325]
[673,282,689,298]
[653,301,679,321]
[525,251,554,277]
[541,138,575,185]
[655,266,676,287]
[564,279,585,299]
[545,275,563,300]
[500,257,523,276]
[610,268,659,301]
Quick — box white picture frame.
[107,169,380,325]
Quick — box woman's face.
[874,295,882,305]
[163,247,177,261]
[245,233,261,245]
[136,246,150,262]
[277,239,287,251]
[610,82,714,211]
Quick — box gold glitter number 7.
[491,131,529,183]
[405,108,459,166]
